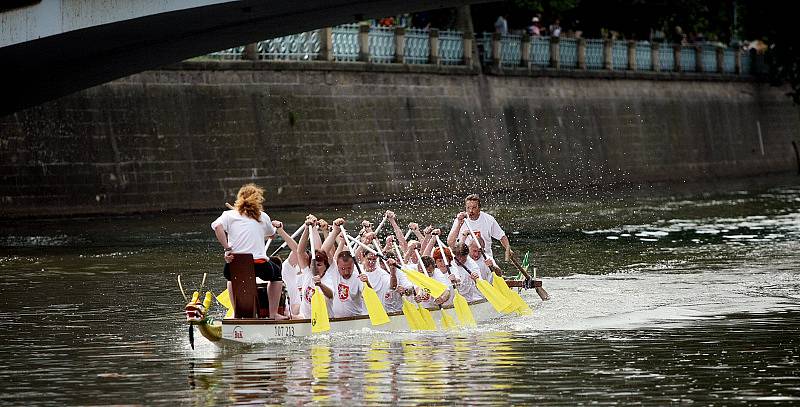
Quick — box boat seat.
[230,253,258,318]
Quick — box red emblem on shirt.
[337,283,350,300]
[305,286,315,303]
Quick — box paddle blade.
[401,268,447,299]
[216,289,232,310]
[402,299,423,330]
[363,286,390,326]
[440,308,456,329]
[453,290,476,327]
[311,289,331,333]
[493,277,532,315]
[476,279,514,313]
[493,277,523,313]
[417,304,437,330]
[510,289,533,315]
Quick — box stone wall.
[1,61,798,217]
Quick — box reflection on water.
[182,317,800,405]
[1,179,799,404]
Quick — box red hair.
[432,247,453,263]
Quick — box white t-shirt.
[450,211,506,259]
[298,267,333,319]
[322,265,365,318]
[364,266,402,313]
[211,210,275,260]
[281,259,303,312]
[450,259,484,302]
[471,255,496,283]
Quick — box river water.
[1,177,799,405]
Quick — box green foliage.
[510,0,579,15]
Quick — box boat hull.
[213,299,504,346]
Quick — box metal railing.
[205,25,759,77]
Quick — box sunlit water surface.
[1,178,799,405]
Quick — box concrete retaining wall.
[1,61,798,217]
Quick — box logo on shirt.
[305,286,315,303]
[337,283,350,301]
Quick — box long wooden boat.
[186,297,516,347]
[183,254,548,347]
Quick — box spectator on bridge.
[528,17,542,36]
[549,18,562,37]
[494,15,509,35]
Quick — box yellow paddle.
[439,306,456,329]
[311,287,331,333]
[475,277,514,313]
[402,298,424,329]
[452,288,476,326]
[429,238,477,327]
[460,222,515,313]
[216,289,235,318]
[493,274,532,315]
[308,224,330,333]
[410,248,456,330]
[342,230,390,326]
[417,303,437,330]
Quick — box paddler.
[211,183,279,318]
[440,244,483,303]
[447,193,514,262]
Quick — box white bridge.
[1,0,477,115]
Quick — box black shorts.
[223,260,282,282]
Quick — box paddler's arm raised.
[318,218,330,240]
[320,218,344,259]
[296,222,311,269]
[447,212,466,247]
[386,210,409,252]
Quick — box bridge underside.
[1,0,475,116]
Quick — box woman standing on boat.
[211,183,280,318]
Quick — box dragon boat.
[183,254,548,347]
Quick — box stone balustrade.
[205,25,766,76]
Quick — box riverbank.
[2,61,798,218]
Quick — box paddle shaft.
[373,215,388,235]
[270,224,306,256]
[462,218,489,261]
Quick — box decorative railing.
[207,46,245,60]
[560,38,579,69]
[404,28,430,64]
[659,45,675,71]
[612,40,628,70]
[205,25,760,77]
[681,46,696,72]
[438,30,464,65]
[332,24,359,61]
[636,41,651,71]
[368,26,395,63]
[258,30,320,61]
[584,39,604,69]
[531,36,550,67]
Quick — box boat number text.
[274,326,295,337]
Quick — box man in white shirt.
[447,244,484,302]
[468,240,502,283]
[447,194,513,261]
[319,251,368,318]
